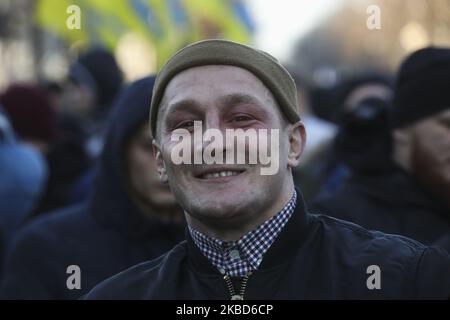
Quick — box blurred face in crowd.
[153,65,305,240]
[393,109,450,208]
[126,123,180,220]
[61,81,96,117]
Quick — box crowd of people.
[0,40,449,299]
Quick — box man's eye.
[232,115,253,122]
[175,121,195,129]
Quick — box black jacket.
[0,77,184,299]
[310,168,450,251]
[84,191,450,299]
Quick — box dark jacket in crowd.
[84,189,450,299]
[0,77,184,299]
[310,167,450,252]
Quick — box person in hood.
[84,40,450,300]
[29,81,93,216]
[311,47,450,251]
[0,76,184,299]
[63,47,124,159]
[28,48,124,216]
[65,47,123,121]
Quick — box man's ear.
[287,121,306,168]
[391,127,413,171]
[152,139,169,183]
[392,128,412,147]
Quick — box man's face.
[409,109,450,206]
[154,65,303,229]
[61,82,96,117]
[127,124,178,212]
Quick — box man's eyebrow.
[164,99,202,117]
[161,94,270,121]
[218,93,266,109]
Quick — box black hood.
[88,76,182,239]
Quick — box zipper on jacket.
[222,272,252,300]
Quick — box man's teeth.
[202,171,240,179]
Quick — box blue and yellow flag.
[34,0,254,68]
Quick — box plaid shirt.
[189,190,297,277]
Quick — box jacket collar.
[186,187,311,276]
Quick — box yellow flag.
[34,0,253,68]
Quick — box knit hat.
[150,39,300,136]
[391,47,450,128]
[0,84,57,143]
[69,47,123,107]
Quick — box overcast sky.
[245,0,343,62]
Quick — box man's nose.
[193,117,228,154]
[203,115,222,132]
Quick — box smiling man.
[85,40,450,299]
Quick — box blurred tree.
[292,0,450,85]
[0,0,37,89]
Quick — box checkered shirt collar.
[188,190,297,277]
